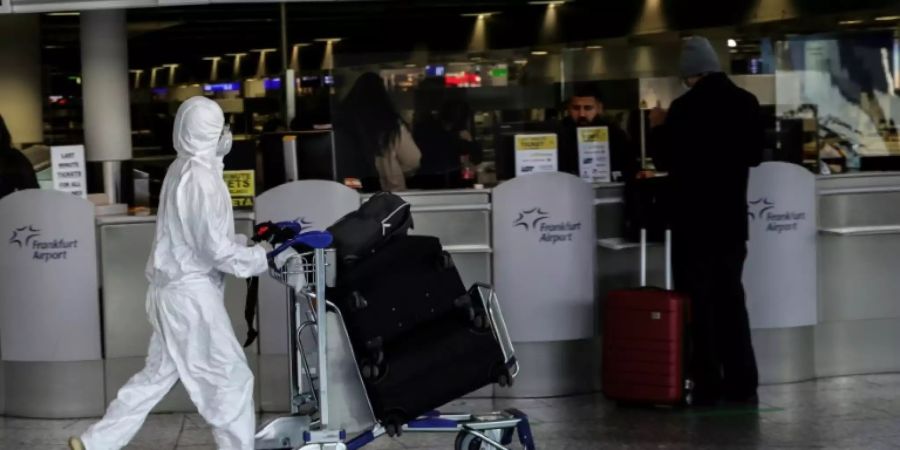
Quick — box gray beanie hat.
[679,36,721,78]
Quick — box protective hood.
[173,96,225,164]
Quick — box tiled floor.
[5,374,900,449]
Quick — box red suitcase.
[602,229,691,405]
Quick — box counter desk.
[4,172,900,417]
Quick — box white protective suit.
[80,97,269,450]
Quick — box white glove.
[273,247,298,270]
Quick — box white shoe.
[68,437,85,450]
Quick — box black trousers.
[672,237,759,401]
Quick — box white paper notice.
[514,134,558,177]
[51,145,87,198]
[577,126,611,183]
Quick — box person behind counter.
[410,82,483,189]
[648,36,763,407]
[333,72,422,192]
[0,114,39,199]
[559,84,637,182]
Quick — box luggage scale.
[254,231,536,450]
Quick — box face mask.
[216,124,233,159]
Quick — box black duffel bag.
[327,192,413,267]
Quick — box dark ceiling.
[38,0,900,85]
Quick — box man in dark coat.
[0,114,39,199]
[649,36,764,406]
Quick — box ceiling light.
[293,43,311,48]
[461,11,500,18]
[405,64,417,68]
[514,59,529,65]
[315,38,343,43]
[163,64,180,68]
[47,12,80,16]
[226,53,248,57]
[531,51,549,56]
[839,19,864,25]
[251,48,277,53]
[202,56,222,61]
[727,39,738,48]
[586,45,603,50]
[528,1,567,5]
[129,69,144,74]
[876,15,900,22]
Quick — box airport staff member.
[648,36,763,406]
[558,84,637,182]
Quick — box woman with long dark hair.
[334,72,421,192]
[0,114,39,199]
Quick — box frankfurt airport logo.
[513,208,550,231]
[747,197,807,234]
[513,207,582,244]
[747,198,775,221]
[8,225,79,262]
[9,225,41,248]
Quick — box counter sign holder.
[224,170,256,208]
[50,145,87,199]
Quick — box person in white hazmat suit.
[69,96,272,450]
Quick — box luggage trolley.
[254,232,536,450]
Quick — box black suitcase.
[329,235,472,368]
[364,314,507,433]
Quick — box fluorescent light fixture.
[129,69,144,74]
[586,45,603,50]
[47,12,80,16]
[405,64,417,68]
[528,1,567,5]
[875,15,900,22]
[202,56,222,61]
[163,63,180,68]
[461,11,500,18]
[839,19,864,25]
[251,48,277,53]
[514,59,529,65]
[531,51,549,56]
[226,53,248,57]
[293,43,311,48]
[728,39,738,48]
[315,38,342,43]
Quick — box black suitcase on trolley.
[364,313,508,433]
[329,235,472,367]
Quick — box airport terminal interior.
[4,0,900,449]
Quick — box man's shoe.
[68,437,85,450]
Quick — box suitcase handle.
[640,228,673,290]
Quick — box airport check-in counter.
[7,172,900,417]
[95,212,258,413]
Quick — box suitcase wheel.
[384,414,405,437]
[361,363,382,380]
[351,291,368,310]
[440,252,456,270]
[472,311,491,331]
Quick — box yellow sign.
[578,127,609,143]
[223,170,255,207]
[515,135,557,151]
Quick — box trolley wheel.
[454,429,504,450]
[497,373,512,388]
[385,421,402,437]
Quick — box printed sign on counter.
[223,170,255,207]
[514,134,558,177]
[50,145,87,198]
[577,127,611,183]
